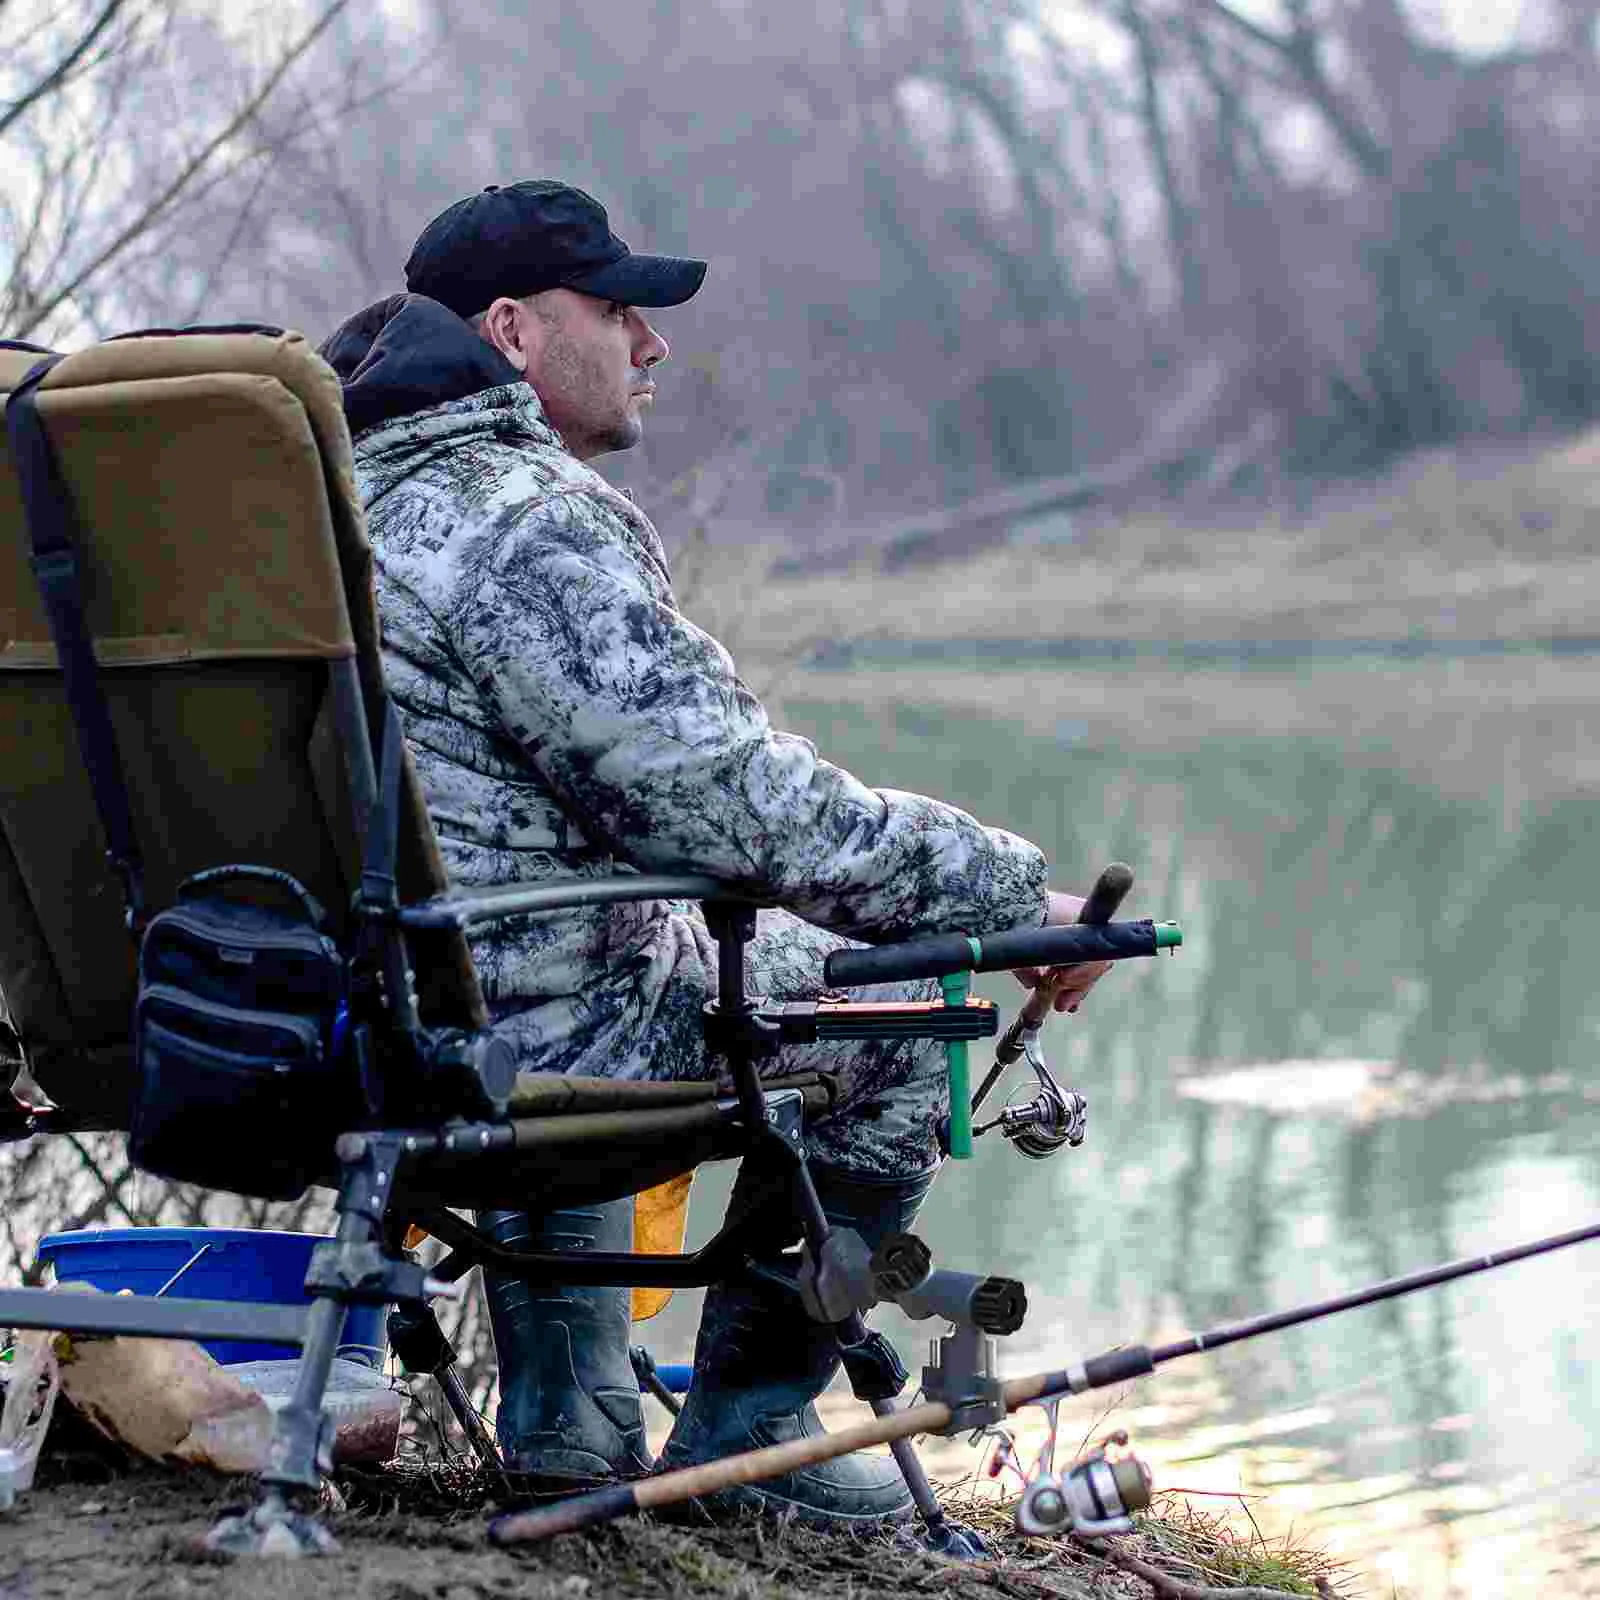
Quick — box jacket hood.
[318,293,524,437]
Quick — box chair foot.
[205,1489,339,1558]
[903,1515,994,1562]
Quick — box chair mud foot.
[904,1515,994,1562]
[204,1488,339,1558]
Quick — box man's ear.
[480,297,530,373]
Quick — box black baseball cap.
[404,180,707,318]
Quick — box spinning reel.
[1012,1425,1152,1539]
[963,860,1141,1162]
[972,1019,1087,1160]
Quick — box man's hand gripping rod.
[969,863,1134,1157]
[820,866,1175,1160]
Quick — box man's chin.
[605,415,645,454]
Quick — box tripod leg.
[437,1364,504,1476]
[387,1301,505,1480]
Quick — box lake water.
[645,657,1600,1600]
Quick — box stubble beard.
[544,328,649,459]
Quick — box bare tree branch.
[14,0,350,338]
[1193,0,1392,178]
[178,156,274,322]
[1120,0,1203,312]
[0,0,126,142]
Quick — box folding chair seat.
[0,327,1017,1552]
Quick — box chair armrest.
[396,874,769,931]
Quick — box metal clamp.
[304,1240,427,1306]
[796,1226,875,1323]
[921,1323,1006,1434]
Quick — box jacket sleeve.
[448,497,1049,942]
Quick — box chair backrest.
[0,329,482,1127]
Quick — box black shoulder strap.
[5,358,147,932]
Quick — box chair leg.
[204,1290,347,1557]
[206,1131,407,1557]
[792,1159,991,1559]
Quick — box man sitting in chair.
[320,180,1109,1527]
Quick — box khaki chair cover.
[0,330,482,1129]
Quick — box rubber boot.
[478,1199,652,1484]
[659,1160,938,1527]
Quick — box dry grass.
[674,430,1600,686]
[1133,1495,1347,1596]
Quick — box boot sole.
[650,1477,916,1532]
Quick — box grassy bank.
[680,428,1600,683]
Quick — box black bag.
[130,866,355,1199]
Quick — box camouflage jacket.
[320,296,1048,1080]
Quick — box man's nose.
[632,312,669,369]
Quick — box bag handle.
[176,865,328,930]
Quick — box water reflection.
[649,680,1600,1598]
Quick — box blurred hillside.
[684,424,1600,805]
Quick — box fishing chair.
[0,328,1028,1553]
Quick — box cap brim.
[565,252,707,308]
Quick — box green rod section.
[1154,922,1182,949]
[941,971,973,1158]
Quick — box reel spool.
[974,1028,1088,1160]
[997,1079,1087,1160]
[1014,1432,1152,1539]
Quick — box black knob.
[971,1276,1027,1335]
[871,1232,933,1297]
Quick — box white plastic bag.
[0,1331,63,1509]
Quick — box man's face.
[490,288,668,461]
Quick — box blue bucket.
[33,1227,386,1367]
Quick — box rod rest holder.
[795,1225,1027,1337]
[873,1232,1027,1335]
[761,996,998,1043]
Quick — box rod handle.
[1008,862,1134,1043]
[823,919,1176,989]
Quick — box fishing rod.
[488,1213,1600,1547]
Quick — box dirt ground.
[0,1466,1153,1600]
[1,1417,1345,1600]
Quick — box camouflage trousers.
[739,908,946,1182]
[476,903,951,1182]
